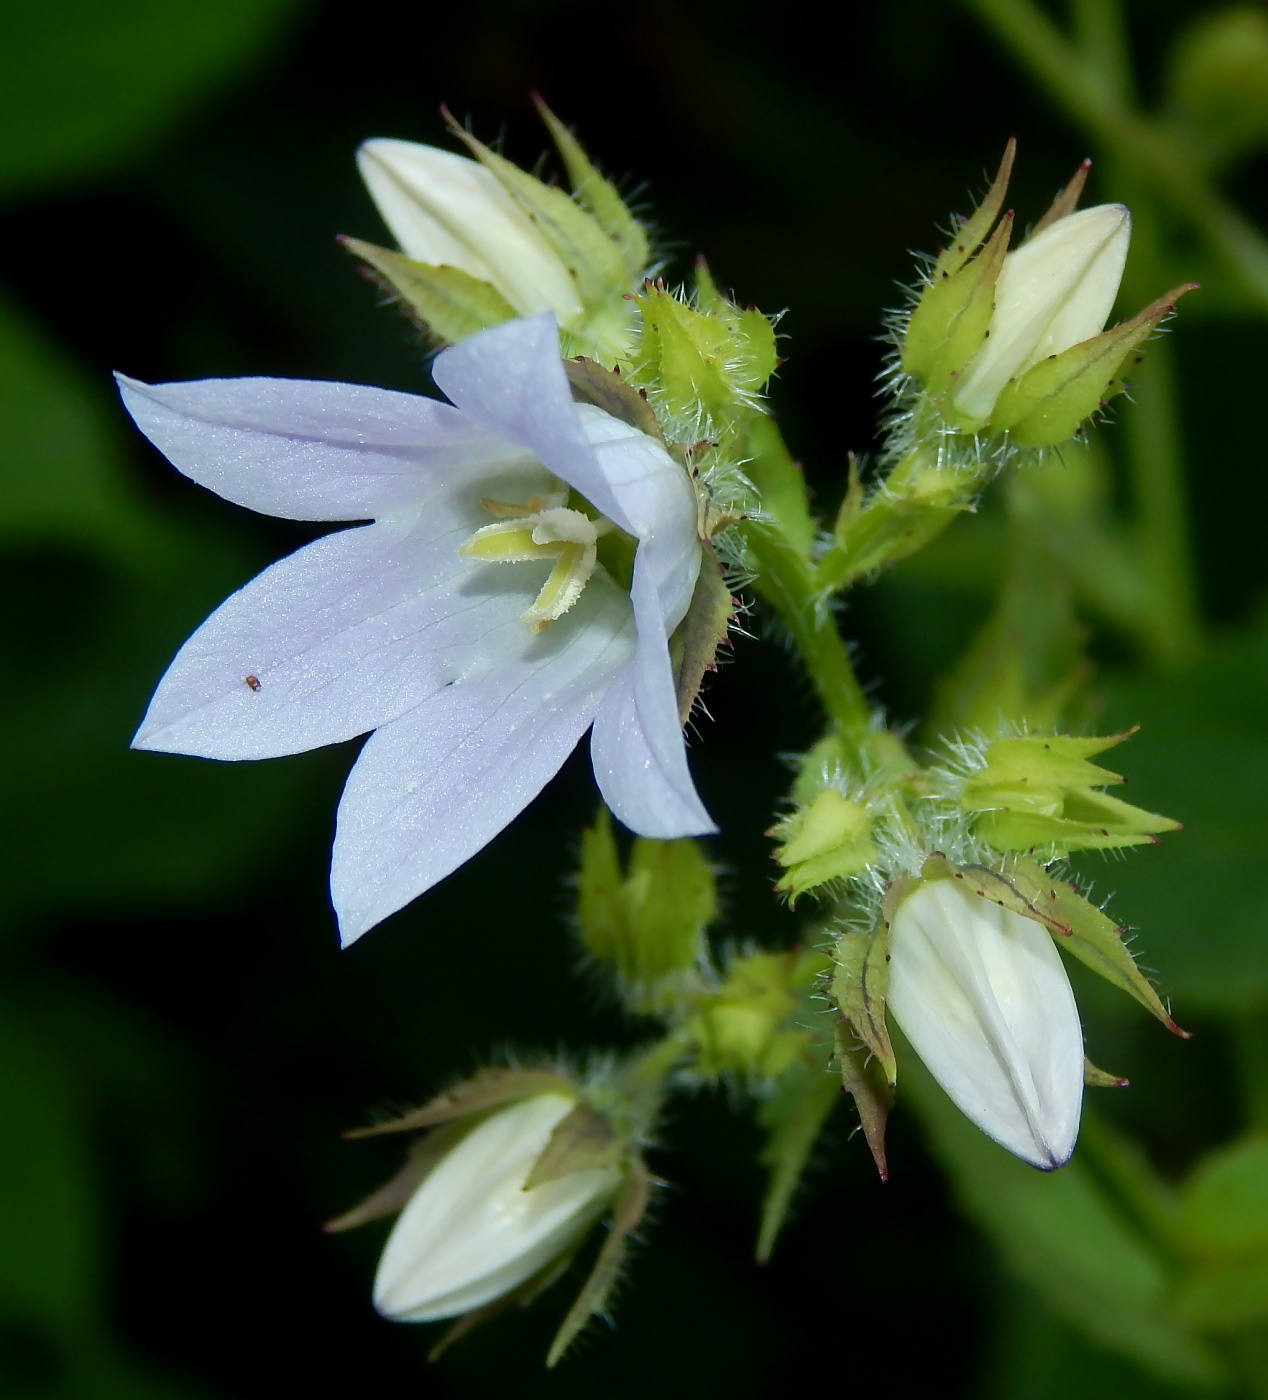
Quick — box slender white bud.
[887,880,1084,1169]
[953,203,1131,423]
[373,1093,621,1322]
[357,139,584,323]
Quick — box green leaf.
[755,1054,839,1262]
[0,295,330,929]
[1096,612,1268,1012]
[0,1003,99,1335]
[903,1050,1222,1386]
[1177,1136,1268,1261]
[0,0,305,198]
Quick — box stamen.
[459,499,617,631]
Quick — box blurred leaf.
[1179,1135,1268,1261]
[0,1001,99,1337]
[1166,7,1268,166]
[0,0,307,199]
[0,290,333,929]
[982,1288,1208,1399]
[903,1050,1222,1387]
[754,1053,839,1262]
[0,293,168,564]
[1096,612,1268,1013]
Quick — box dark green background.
[2,0,1265,1395]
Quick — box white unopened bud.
[887,879,1084,1169]
[953,204,1131,424]
[373,1093,621,1322]
[357,139,584,323]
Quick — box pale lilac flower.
[374,1093,620,1323]
[118,315,714,944]
[887,879,1084,1169]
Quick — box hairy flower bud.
[950,204,1131,427]
[374,1093,622,1323]
[357,139,585,324]
[886,878,1084,1169]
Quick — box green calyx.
[348,103,648,360]
[686,948,827,1079]
[956,729,1181,854]
[986,283,1199,448]
[575,808,716,1014]
[626,273,778,438]
[915,852,1187,1036]
[770,786,877,904]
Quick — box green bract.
[952,730,1181,853]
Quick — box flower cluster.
[117,115,1193,1361]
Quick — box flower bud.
[770,787,877,903]
[948,729,1180,854]
[357,139,584,324]
[951,203,1130,427]
[374,1093,621,1322]
[886,877,1084,1169]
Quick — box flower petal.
[357,139,583,323]
[115,373,533,522]
[887,880,1084,1169]
[432,315,635,533]
[134,457,561,759]
[331,574,635,944]
[590,561,716,840]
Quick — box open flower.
[886,878,1084,1169]
[374,1093,621,1323]
[117,314,715,943]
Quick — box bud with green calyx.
[686,947,827,1080]
[901,140,1197,448]
[348,101,648,362]
[575,807,716,1015]
[942,727,1180,854]
[830,845,1187,1172]
[330,1064,653,1366]
[769,735,886,904]
[625,265,779,446]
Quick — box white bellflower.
[886,879,1084,1169]
[374,1093,621,1322]
[118,315,714,943]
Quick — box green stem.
[739,517,873,741]
[964,0,1268,314]
[1121,342,1204,666]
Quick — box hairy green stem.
[739,517,873,740]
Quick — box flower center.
[459,489,616,633]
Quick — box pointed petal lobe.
[115,373,531,521]
[331,574,635,943]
